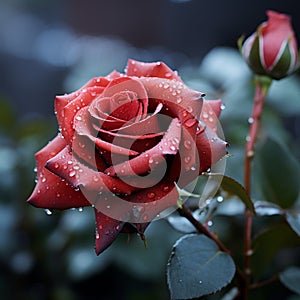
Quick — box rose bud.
[27,59,227,255]
[241,10,299,80]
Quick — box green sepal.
[269,40,292,79]
[248,33,266,76]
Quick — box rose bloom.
[242,10,299,79]
[27,60,227,254]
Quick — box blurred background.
[1,0,300,299]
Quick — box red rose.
[241,10,299,79]
[27,60,227,254]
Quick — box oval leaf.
[279,267,300,295]
[167,234,235,299]
[256,138,300,208]
[203,173,255,214]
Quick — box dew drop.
[115,225,120,230]
[54,162,60,169]
[106,205,111,209]
[93,176,99,182]
[73,165,80,170]
[246,135,251,142]
[208,117,214,123]
[217,196,224,203]
[56,192,61,198]
[44,209,52,216]
[170,145,176,151]
[163,83,170,89]
[149,157,154,164]
[147,192,156,199]
[186,106,193,113]
[41,177,46,183]
[95,232,100,239]
[202,112,209,119]
[184,140,192,149]
[69,170,76,177]
[248,117,254,124]
[67,160,73,165]
[207,220,213,227]
[184,156,191,163]
[176,97,182,104]
[220,104,226,110]
[162,185,170,192]
[199,280,203,284]
[78,207,83,212]
[33,167,37,173]
[190,166,196,171]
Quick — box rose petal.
[102,76,148,120]
[139,77,203,126]
[55,77,110,141]
[74,107,139,157]
[27,134,90,209]
[60,86,106,143]
[201,99,223,132]
[196,126,227,173]
[126,59,182,82]
[46,146,138,197]
[94,208,125,254]
[105,118,181,177]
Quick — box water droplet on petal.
[186,106,193,113]
[54,163,60,169]
[170,145,176,151]
[41,177,46,183]
[67,160,73,165]
[69,170,76,177]
[184,140,192,149]
[147,192,156,199]
[184,156,191,163]
[33,167,37,173]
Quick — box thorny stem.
[242,76,272,300]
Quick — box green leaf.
[286,212,300,237]
[256,137,300,208]
[204,173,255,214]
[252,223,300,279]
[280,267,300,295]
[167,234,235,299]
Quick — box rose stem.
[242,75,272,299]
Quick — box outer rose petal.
[196,126,227,173]
[201,99,223,132]
[46,145,138,196]
[94,208,125,254]
[126,59,182,82]
[27,134,90,209]
[55,77,110,141]
[262,10,296,69]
